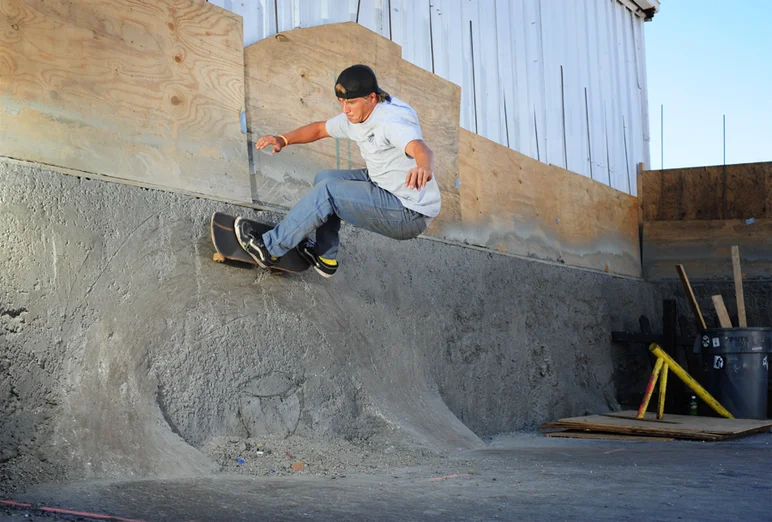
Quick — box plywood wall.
[0,0,250,202]
[244,22,461,231]
[640,162,772,221]
[210,0,651,194]
[457,129,641,276]
[244,22,639,277]
[3,7,641,277]
[640,162,772,280]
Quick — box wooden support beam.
[676,265,706,330]
[711,295,733,328]
[731,246,747,327]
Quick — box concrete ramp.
[1,161,483,483]
[1,160,656,488]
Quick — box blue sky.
[645,1,772,169]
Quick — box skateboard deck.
[210,212,311,274]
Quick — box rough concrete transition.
[0,160,660,494]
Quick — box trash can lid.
[695,328,772,354]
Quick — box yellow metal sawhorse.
[638,343,734,420]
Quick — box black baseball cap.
[334,64,389,100]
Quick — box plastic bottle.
[689,395,698,416]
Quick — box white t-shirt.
[325,97,442,218]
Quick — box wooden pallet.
[541,411,772,441]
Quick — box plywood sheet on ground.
[642,219,772,280]
[456,129,640,277]
[542,411,772,441]
[640,163,772,222]
[244,22,461,231]
[544,431,674,442]
[0,0,250,202]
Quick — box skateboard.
[210,211,311,275]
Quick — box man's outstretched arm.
[404,139,434,190]
[255,121,330,154]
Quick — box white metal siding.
[209,0,650,195]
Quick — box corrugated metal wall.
[209,0,650,195]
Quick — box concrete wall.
[1,159,658,488]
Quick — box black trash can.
[693,328,771,419]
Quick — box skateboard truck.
[637,343,734,420]
[214,250,289,275]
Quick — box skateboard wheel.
[213,252,226,263]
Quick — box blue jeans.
[262,169,429,259]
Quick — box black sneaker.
[297,240,338,278]
[234,217,275,269]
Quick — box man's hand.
[255,134,286,154]
[405,167,433,190]
[404,139,435,190]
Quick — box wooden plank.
[457,129,641,277]
[598,413,679,424]
[589,411,772,434]
[731,245,748,326]
[0,0,250,202]
[544,431,674,442]
[243,22,461,231]
[546,423,725,441]
[547,411,772,441]
[640,162,772,222]
[711,295,733,328]
[643,219,772,280]
[676,265,707,330]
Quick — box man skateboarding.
[234,64,441,278]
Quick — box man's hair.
[376,92,391,103]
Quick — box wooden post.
[676,265,707,330]
[711,295,733,328]
[731,246,747,327]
